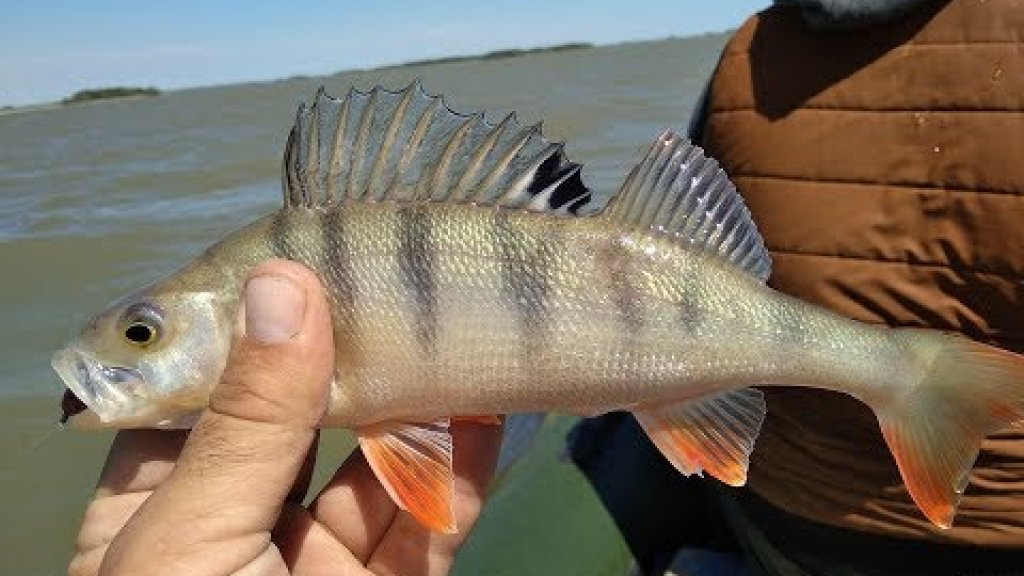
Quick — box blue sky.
[1,1,769,107]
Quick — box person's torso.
[702,0,1024,546]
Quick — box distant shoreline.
[1,34,730,115]
[0,102,60,117]
[61,86,160,106]
[1,42,597,115]
[380,42,594,70]
[0,86,160,117]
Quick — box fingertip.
[243,259,333,343]
[450,421,503,530]
[247,258,325,292]
[96,430,189,496]
[245,274,306,344]
[213,258,335,427]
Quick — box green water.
[0,33,727,575]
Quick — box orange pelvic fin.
[357,419,456,533]
[875,337,1024,529]
[453,414,503,425]
[634,388,765,487]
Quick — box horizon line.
[2,29,734,111]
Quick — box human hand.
[69,259,502,576]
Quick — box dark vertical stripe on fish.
[678,296,701,336]
[599,240,644,338]
[677,276,704,337]
[269,211,294,259]
[322,208,357,329]
[397,206,437,358]
[493,212,550,357]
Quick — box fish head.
[53,286,234,429]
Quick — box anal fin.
[634,388,766,487]
[357,419,457,533]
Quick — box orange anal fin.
[454,415,503,425]
[634,388,765,487]
[357,419,457,533]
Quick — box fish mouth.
[60,388,88,424]
[52,348,146,425]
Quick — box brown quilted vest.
[702,0,1024,546]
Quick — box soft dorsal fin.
[282,81,593,215]
[603,131,771,281]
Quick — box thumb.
[115,260,335,558]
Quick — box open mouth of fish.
[52,348,145,424]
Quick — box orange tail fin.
[875,335,1024,528]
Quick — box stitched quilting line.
[729,173,1022,198]
[720,39,1024,58]
[768,249,1024,281]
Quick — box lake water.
[0,33,727,575]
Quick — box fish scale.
[54,83,1024,535]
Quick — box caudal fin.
[876,335,1024,528]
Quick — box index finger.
[96,430,188,497]
[73,430,188,562]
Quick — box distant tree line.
[61,87,160,105]
[390,42,593,69]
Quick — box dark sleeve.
[566,414,737,575]
[687,34,731,145]
[686,76,712,144]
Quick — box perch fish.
[53,83,1024,533]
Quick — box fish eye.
[125,322,156,345]
[119,303,164,347]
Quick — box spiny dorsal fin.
[282,81,592,215]
[603,131,771,281]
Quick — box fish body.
[54,83,1024,533]
[187,202,898,427]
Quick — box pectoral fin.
[357,419,457,533]
[634,388,766,486]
